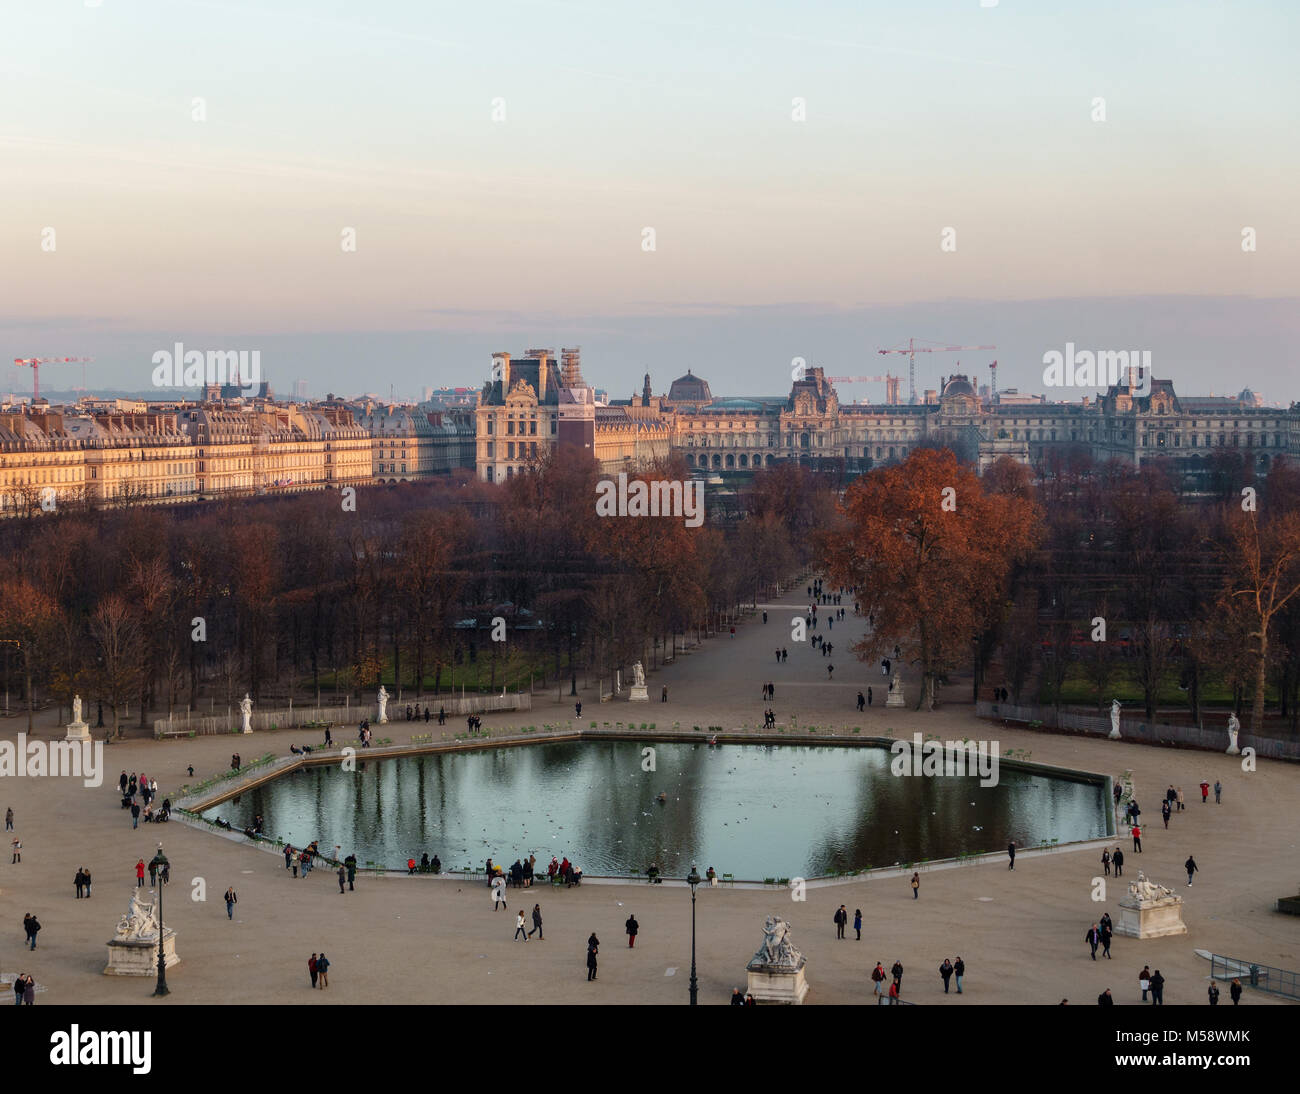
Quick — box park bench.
[156,729,192,740]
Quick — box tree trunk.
[1251,633,1268,733]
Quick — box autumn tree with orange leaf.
[822,448,1040,710]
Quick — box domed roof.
[942,374,976,397]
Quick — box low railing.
[153,692,530,738]
[1208,954,1300,1000]
[977,701,1300,761]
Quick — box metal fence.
[976,701,1300,761]
[1208,954,1300,1000]
[153,692,531,738]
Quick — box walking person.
[224,887,237,919]
[24,913,39,950]
[515,910,530,942]
[1112,847,1124,877]
[1214,779,1221,804]
[891,959,904,990]
[910,872,919,900]
[11,837,20,863]
[75,868,85,899]
[308,953,318,988]
[131,801,140,829]
[834,904,847,938]
[1230,978,1242,1005]
[346,854,356,890]
[1098,988,1114,1005]
[529,903,543,940]
[1161,800,1171,829]
[83,867,91,897]
[1131,824,1142,852]
[625,913,639,948]
[586,933,599,981]
[953,956,964,993]
[1185,855,1198,887]
[338,865,346,893]
[867,686,872,706]
[1101,848,1111,876]
[1200,780,1210,803]
[939,958,954,994]
[1085,923,1100,960]
[1208,981,1220,1005]
[11,973,25,1006]
[135,858,146,887]
[4,807,11,831]
[316,952,329,988]
[1007,840,1016,870]
[857,692,865,712]
[1139,965,1152,1002]
[871,962,886,999]
[1149,969,1164,1005]
[1100,921,1112,959]
[853,908,862,941]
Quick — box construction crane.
[878,339,996,405]
[988,360,998,400]
[823,373,904,403]
[12,356,94,401]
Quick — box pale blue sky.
[1,0,1296,400]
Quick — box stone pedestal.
[104,929,179,976]
[746,961,810,1004]
[628,685,650,702]
[65,719,91,742]
[1116,896,1187,939]
[885,677,905,709]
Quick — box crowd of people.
[118,770,170,825]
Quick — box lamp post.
[149,843,170,996]
[687,865,700,1005]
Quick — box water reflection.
[203,742,1107,879]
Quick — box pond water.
[202,741,1108,879]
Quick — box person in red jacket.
[135,859,146,887]
[1131,825,1142,852]
[1199,781,1210,803]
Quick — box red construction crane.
[878,339,996,405]
[988,359,998,400]
[12,356,93,400]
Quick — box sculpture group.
[745,915,809,1003]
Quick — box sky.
[1,0,1296,403]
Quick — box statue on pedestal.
[115,890,160,942]
[377,684,389,724]
[239,693,253,735]
[72,694,83,725]
[1109,699,1122,739]
[632,662,646,688]
[750,915,802,970]
[1128,871,1176,903]
[1226,712,1241,755]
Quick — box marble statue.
[239,693,253,734]
[750,914,802,969]
[72,694,82,725]
[1109,699,1122,739]
[115,890,160,941]
[1226,712,1241,755]
[1128,871,1176,903]
[632,662,646,688]
[377,684,389,724]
